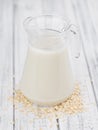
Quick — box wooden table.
[0,0,98,129]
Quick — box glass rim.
[23,14,72,33]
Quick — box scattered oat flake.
[39,128,43,130]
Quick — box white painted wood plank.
[86,0,98,35]
[0,0,13,129]
[71,0,98,105]
[86,0,98,98]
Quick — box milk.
[19,32,75,106]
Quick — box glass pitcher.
[18,15,81,106]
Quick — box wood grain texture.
[71,0,98,106]
[0,0,13,129]
[0,0,98,129]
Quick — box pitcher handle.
[69,24,81,58]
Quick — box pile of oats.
[10,84,84,118]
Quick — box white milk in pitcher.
[19,31,75,106]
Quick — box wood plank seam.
[12,0,16,130]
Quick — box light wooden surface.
[0,0,98,129]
